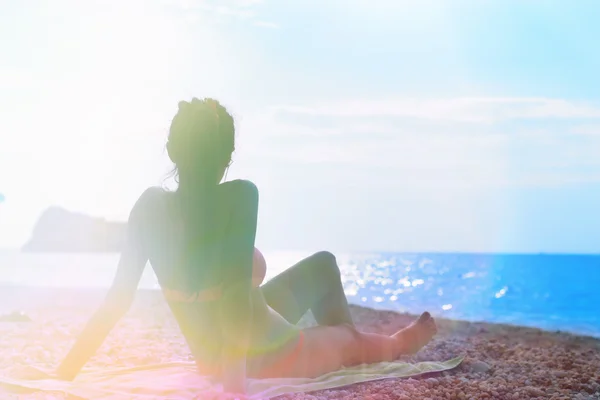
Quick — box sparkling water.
[1,250,598,337]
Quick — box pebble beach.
[0,286,599,399]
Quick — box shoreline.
[1,286,599,399]
[1,283,599,340]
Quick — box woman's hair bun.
[166,97,235,176]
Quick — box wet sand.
[1,286,599,399]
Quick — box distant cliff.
[22,207,127,253]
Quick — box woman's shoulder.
[215,180,259,213]
[129,186,166,221]
[218,179,258,197]
[137,186,166,206]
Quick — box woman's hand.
[222,394,250,400]
[199,388,250,400]
[10,365,66,381]
[221,357,248,396]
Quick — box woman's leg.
[260,251,354,326]
[253,312,438,379]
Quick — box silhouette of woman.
[54,98,437,397]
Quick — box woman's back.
[138,185,227,292]
[132,182,297,368]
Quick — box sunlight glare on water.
[0,250,599,337]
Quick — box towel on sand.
[0,357,463,399]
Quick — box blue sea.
[1,250,599,338]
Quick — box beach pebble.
[469,360,491,373]
[3,288,600,400]
[525,386,544,395]
[425,378,439,385]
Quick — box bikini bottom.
[163,285,306,378]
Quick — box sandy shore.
[1,286,599,399]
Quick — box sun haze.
[1,0,600,253]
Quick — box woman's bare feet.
[392,312,438,355]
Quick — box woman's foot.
[392,312,438,355]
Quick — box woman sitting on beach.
[52,98,438,396]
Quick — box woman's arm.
[218,180,259,395]
[55,190,152,380]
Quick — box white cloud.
[0,68,37,90]
[570,124,600,136]
[272,97,600,123]
[163,0,274,27]
[253,20,279,28]
[214,5,256,19]
[235,96,600,189]
[236,0,264,6]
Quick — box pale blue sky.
[1,0,600,253]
